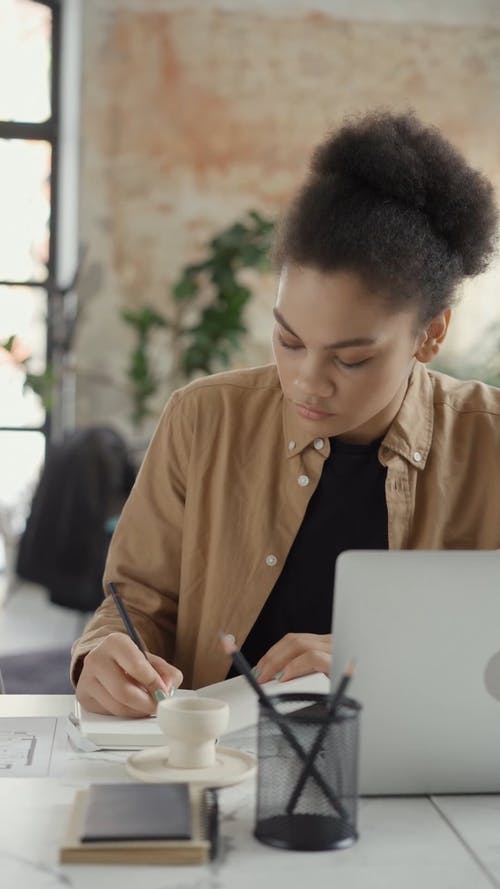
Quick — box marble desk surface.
[0,695,499,889]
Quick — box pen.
[107,581,169,703]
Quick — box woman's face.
[272,265,433,444]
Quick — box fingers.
[255,633,332,684]
[80,680,152,718]
[147,653,183,693]
[77,670,156,718]
[75,633,183,716]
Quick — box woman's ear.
[415,309,452,363]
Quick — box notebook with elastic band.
[59,782,219,865]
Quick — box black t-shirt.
[231,437,388,672]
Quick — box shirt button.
[298,474,310,487]
[413,451,422,463]
[313,438,325,450]
[288,440,296,451]
[225,633,236,644]
[265,554,278,567]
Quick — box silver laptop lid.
[331,550,500,795]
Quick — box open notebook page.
[71,672,329,750]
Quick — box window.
[0,0,60,570]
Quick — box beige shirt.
[71,361,500,689]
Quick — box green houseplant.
[2,210,275,430]
[1,334,55,409]
[120,209,275,427]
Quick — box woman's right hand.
[75,632,183,717]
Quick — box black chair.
[16,426,136,612]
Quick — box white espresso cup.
[157,697,230,769]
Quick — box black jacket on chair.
[16,426,136,612]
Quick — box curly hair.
[273,110,498,321]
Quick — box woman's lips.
[295,402,335,421]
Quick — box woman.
[72,110,500,717]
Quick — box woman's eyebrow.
[273,308,377,350]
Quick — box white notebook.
[70,672,329,750]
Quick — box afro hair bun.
[311,110,498,276]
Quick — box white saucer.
[126,745,257,788]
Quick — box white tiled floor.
[0,575,89,656]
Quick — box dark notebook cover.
[80,782,192,843]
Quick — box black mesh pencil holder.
[254,693,361,851]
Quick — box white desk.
[0,695,499,889]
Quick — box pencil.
[218,632,348,819]
[286,659,355,815]
[107,581,168,703]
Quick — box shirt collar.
[282,397,331,458]
[281,361,433,468]
[381,361,434,469]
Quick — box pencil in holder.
[254,693,361,851]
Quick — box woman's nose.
[294,361,334,400]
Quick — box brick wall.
[76,0,500,436]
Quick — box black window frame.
[0,0,62,439]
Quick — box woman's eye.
[278,333,302,350]
[337,357,370,369]
[277,331,370,366]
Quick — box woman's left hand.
[254,632,332,684]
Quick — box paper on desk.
[70,672,329,750]
[201,671,329,733]
[0,717,57,776]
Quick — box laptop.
[331,550,500,795]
